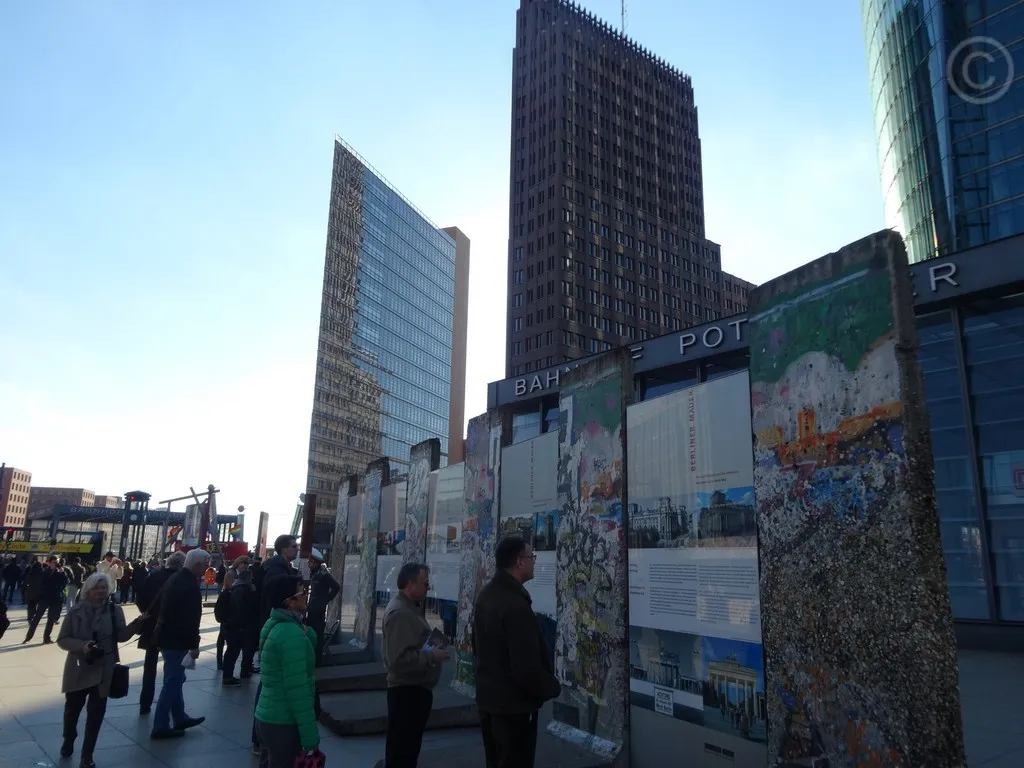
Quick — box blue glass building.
[860,0,1024,636]
[306,138,469,525]
[862,0,1024,262]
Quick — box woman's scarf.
[73,598,110,646]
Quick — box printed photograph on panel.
[377,529,404,556]
[499,513,535,545]
[533,510,559,552]
[628,495,695,549]
[628,626,766,743]
[695,486,757,548]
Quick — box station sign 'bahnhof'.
[488,234,1024,409]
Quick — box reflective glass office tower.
[305,138,469,524]
[863,2,1024,634]
[862,0,1024,263]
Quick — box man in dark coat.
[306,547,339,666]
[220,569,259,684]
[2,558,20,603]
[23,556,69,644]
[151,549,210,739]
[136,551,184,715]
[132,559,149,604]
[258,534,299,625]
[23,560,43,618]
[472,536,561,768]
[67,556,85,608]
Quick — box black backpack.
[214,589,232,623]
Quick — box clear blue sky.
[0,0,884,540]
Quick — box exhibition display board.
[375,480,406,602]
[353,458,389,647]
[327,476,357,635]
[626,371,767,766]
[425,463,462,643]
[499,431,558,618]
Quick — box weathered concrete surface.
[319,686,478,737]
[748,230,964,767]
[321,630,376,666]
[451,411,502,696]
[547,350,632,761]
[314,661,386,693]
[403,439,441,567]
[353,458,389,649]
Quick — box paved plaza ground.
[0,604,408,768]
[0,601,1021,767]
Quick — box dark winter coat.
[471,569,561,715]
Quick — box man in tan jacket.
[382,562,448,768]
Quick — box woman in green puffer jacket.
[254,575,319,768]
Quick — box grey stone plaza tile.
[5,597,1016,767]
[0,602,380,768]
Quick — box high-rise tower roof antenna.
[621,0,627,33]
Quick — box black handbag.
[108,601,130,699]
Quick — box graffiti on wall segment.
[403,439,440,566]
[451,412,502,695]
[749,233,964,767]
[548,351,630,759]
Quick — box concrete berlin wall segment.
[748,229,965,767]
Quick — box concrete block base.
[314,662,386,694]
[319,687,478,737]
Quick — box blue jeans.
[153,649,189,732]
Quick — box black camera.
[84,640,105,665]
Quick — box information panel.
[425,464,462,642]
[499,431,558,617]
[376,481,406,604]
[627,372,766,764]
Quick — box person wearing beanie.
[254,575,319,768]
[305,548,339,667]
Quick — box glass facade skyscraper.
[306,138,468,523]
[862,0,1024,262]
[862,1,1024,633]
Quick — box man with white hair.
[150,548,210,740]
[136,550,185,715]
[96,551,123,594]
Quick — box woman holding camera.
[57,571,145,768]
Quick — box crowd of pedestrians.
[1,537,328,768]
[4,531,560,768]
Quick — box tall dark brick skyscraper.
[505,0,751,378]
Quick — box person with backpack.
[220,569,259,685]
[216,556,249,669]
